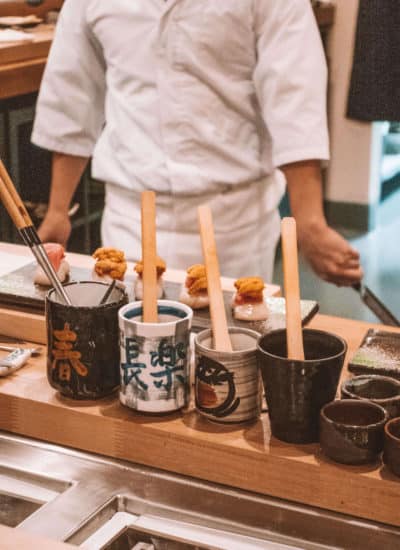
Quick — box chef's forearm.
[280,160,328,232]
[47,153,89,214]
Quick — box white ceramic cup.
[194,327,262,424]
[118,300,193,413]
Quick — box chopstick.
[281,217,304,360]
[99,279,116,306]
[198,205,232,352]
[0,160,72,306]
[141,191,158,323]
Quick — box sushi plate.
[0,263,319,334]
[348,329,400,380]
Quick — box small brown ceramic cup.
[320,399,388,465]
[257,329,346,443]
[341,375,400,419]
[384,417,400,477]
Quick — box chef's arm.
[281,160,363,286]
[37,152,89,247]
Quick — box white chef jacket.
[31,0,329,277]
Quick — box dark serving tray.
[0,263,319,334]
[348,329,400,380]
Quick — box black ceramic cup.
[384,417,400,477]
[46,281,128,399]
[320,399,388,465]
[257,329,347,444]
[341,375,400,419]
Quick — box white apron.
[101,173,285,282]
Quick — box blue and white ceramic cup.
[118,300,193,414]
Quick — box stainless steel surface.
[0,462,71,528]
[0,495,41,528]
[353,283,400,326]
[0,432,399,549]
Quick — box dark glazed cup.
[384,417,400,477]
[257,329,347,443]
[341,375,400,419]
[46,281,128,399]
[320,399,388,465]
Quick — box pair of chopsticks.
[140,192,303,361]
[0,159,72,305]
[199,209,304,359]
[140,195,232,350]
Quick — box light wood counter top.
[0,244,399,529]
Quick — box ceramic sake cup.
[257,329,347,443]
[384,417,400,477]
[320,399,388,465]
[118,300,193,414]
[46,281,128,399]
[341,375,400,419]
[194,327,262,424]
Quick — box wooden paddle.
[198,205,232,352]
[281,217,305,360]
[141,191,158,323]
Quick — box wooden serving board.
[1,315,400,528]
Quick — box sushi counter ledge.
[0,243,399,531]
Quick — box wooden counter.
[0,1,63,18]
[0,24,53,100]
[0,1,63,99]
[0,244,399,529]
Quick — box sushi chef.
[32,0,362,286]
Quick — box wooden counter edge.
[0,57,46,100]
[2,387,400,529]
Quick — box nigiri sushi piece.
[34,242,70,286]
[179,264,209,310]
[92,247,127,283]
[232,277,268,321]
[134,256,166,299]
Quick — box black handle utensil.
[99,279,117,306]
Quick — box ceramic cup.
[118,300,193,414]
[46,281,128,399]
[320,399,388,465]
[384,417,400,477]
[341,375,400,419]
[194,328,262,424]
[257,328,347,443]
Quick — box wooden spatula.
[141,191,158,323]
[281,217,305,360]
[198,205,232,352]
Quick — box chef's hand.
[297,221,363,286]
[38,210,71,248]
[281,160,363,287]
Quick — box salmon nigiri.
[34,242,70,286]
